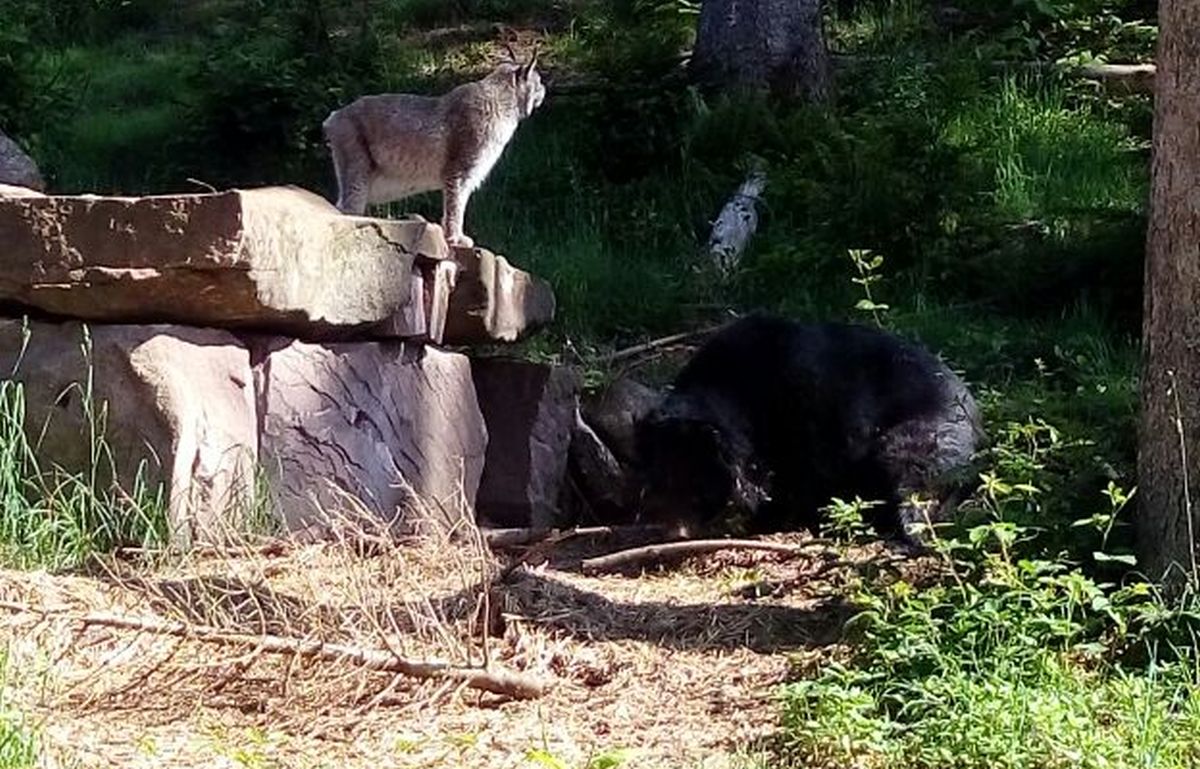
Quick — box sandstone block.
[443,247,556,345]
[0,132,43,192]
[567,409,632,523]
[254,339,487,534]
[472,358,579,528]
[0,186,447,337]
[368,257,460,344]
[582,377,662,466]
[0,319,257,546]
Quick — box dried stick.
[596,326,725,365]
[579,539,828,574]
[0,603,548,700]
[114,540,292,561]
[483,524,665,549]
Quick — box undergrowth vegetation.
[785,407,1200,768]
[771,202,1191,766]
[0,0,1184,765]
[0,330,166,571]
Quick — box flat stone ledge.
[0,186,447,339]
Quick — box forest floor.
[0,528,919,768]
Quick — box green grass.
[30,39,202,192]
[0,330,167,571]
[775,407,1198,768]
[0,714,35,768]
[777,536,1200,768]
[781,650,1200,768]
[944,79,1145,220]
[0,656,35,769]
[829,0,930,53]
[0,719,34,767]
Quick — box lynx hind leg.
[441,176,474,248]
[324,115,372,215]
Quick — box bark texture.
[691,0,830,100]
[1138,0,1200,585]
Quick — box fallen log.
[554,53,1157,98]
[579,539,830,574]
[0,602,548,700]
[708,169,767,278]
[830,53,1156,94]
[996,60,1156,94]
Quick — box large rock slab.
[443,247,557,345]
[0,184,44,198]
[254,339,487,534]
[0,186,447,337]
[0,319,257,546]
[368,256,460,344]
[472,358,579,528]
[582,376,662,465]
[567,410,633,523]
[0,132,43,192]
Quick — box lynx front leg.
[441,177,475,248]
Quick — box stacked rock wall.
[0,184,558,545]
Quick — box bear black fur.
[634,315,984,545]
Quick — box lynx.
[322,49,546,247]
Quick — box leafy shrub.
[778,418,1200,768]
[181,0,384,189]
[0,6,81,151]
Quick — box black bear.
[634,314,983,547]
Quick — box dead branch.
[0,603,548,700]
[596,326,727,365]
[580,539,830,574]
[996,60,1156,94]
[830,53,1156,94]
[114,540,293,561]
[483,524,666,549]
[483,527,554,549]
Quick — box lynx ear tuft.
[520,55,539,80]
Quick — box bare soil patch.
[0,526,917,768]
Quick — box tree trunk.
[1137,0,1200,587]
[690,0,830,101]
